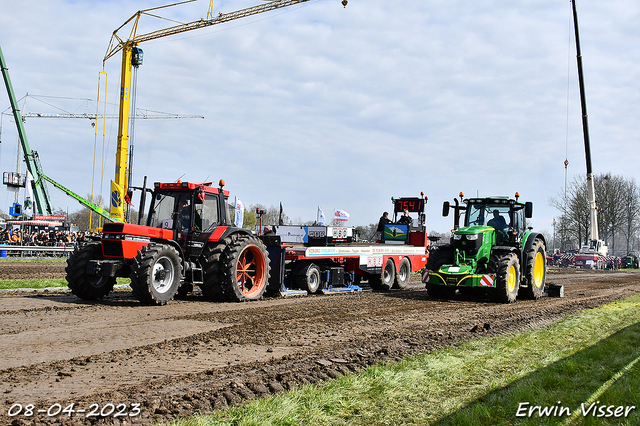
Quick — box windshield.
[147,190,221,231]
[147,191,190,230]
[465,203,512,230]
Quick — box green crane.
[1,45,121,223]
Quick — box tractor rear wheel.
[394,257,411,289]
[130,244,182,305]
[66,242,115,300]
[493,253,520,303]
[521,238,546,300]
[202,234,270,302]
[296,263,322,294]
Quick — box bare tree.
[620,178,640,255]
[549,175,589,248]
[551,173,640,254]
[594,173,627,252]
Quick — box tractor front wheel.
[493,253,520,303]
[130,244,182,305]
[426,244,454,272]
[521,238,546,300]
[66,242,115,300]
[427,284,454,299]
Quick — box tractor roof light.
[459,192,464,201]
[219,179,226,188]
[515,192,520,201]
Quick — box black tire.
[521,238,546,300]
[493,253,520,303]
[202,234,270,302]
[200,240,227,301]
[176,283,194,298]
[129,244,182,305]
[296,263,322,294]
[379,258,396,291]
[394,257,411,289]
[368,274,382,290]
[427,283,454,299]
[66,242,115,300]
[426,244,454,272]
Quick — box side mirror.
[525,201,533,218]
[442,201,450,217]
[195,190,205,204]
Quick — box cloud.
[1,0,638,237]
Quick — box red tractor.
[65,180,270,305]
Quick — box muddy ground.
[0,261,639,425]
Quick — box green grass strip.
[0,278,69,289]
[0,257,67,263]
[0,277,130,290]
[168,294,640,426]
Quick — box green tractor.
[423,192,546,303]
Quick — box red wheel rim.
[236,244,267,298]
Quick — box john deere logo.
[111,190,122,208]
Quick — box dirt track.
[1,262,639,425]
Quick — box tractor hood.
[454,225,493,235]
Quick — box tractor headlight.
[465,234,479,241]
[453,234,462,240]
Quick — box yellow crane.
[103,0,348,221]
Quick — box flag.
[110,180,125,221]
[317,206,326,226]
[334,209,350,222]
[23,171,34,217]
[234,197,244,227]
[278,202,284,225]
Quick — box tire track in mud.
[0,267,639,425]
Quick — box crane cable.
[91,71,109,230]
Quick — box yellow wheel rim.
[533,251,544,288]
[507,264,517,293]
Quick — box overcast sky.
[1,0,638,236]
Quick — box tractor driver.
[487,209,508,231]
[178,199,192,231]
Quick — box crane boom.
[104,0,347,222]
[21,112,204,120]
[1,45,54,216]
[571,0,606,256]
[105,0,316,62]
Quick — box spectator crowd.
[0,229,94,247]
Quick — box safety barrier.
[0,245,75,258]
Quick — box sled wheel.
[66,242,115,300]
[493,253,520,303]
[297,263,322,293]
[394,257,411,289]
[130,244,182,305]
[379,258,396,291]
[521,238,546,300]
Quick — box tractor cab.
[147,181,229,237]
[444,193,532,247]
[463,197,531,245]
